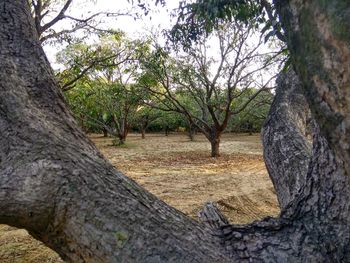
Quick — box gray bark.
[210,138,220,157]
[262,69,312,209]
[198,202,229,230]
[1,0,350,262]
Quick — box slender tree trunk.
[103,127,108,137]
[1,0,350,262]
[208,131,221,157]
[188,123,195,141]
[141,128,146,139]
[262,69,312,209]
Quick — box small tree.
[133,106,162,139]
[140,21,280,157]
[61,33,149,144]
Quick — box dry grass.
[0,132,279,262]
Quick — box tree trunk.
[208,130,221,157]
[141,121,147,139]
[1,0,350,262]
[210,137,220,157]
[103,128,108,137]
[187,121,196,141]
[275,0,350,177]
[118,134,126,145]
[262,69,313,209]
[79,113,86,133]
[141,128,146,139]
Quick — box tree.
[1,0,350,262]
[62,33,148,145]
[140,21,279,157]
[133,106,162,139]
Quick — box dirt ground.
[0,132,280,262]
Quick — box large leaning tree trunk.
[262,69,313,209]
[1,0,350,262]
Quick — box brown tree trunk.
[210,137,220,157]
[1,0,350,262]
[141,128,146,139]
[187,121,196,141]
[103,128,108,137]
[118,135,126,145]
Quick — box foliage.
[228,89,273,133]
[62,32,151,143]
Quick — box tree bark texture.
[1,0,350,262]
[205,129,221,157]
[262,69,312,209]
[275,0,350,177]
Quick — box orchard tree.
[1,0,350,262]
[133,106,162,139]
[61,33,149,144]
[56,31,145,90]
[64,79,110,133]
[140,21,280,157]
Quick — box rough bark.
[198,202,229,230]
[275,0,350,177]
[216,105,350,262]
[1,0,350,262]
[210,138,220,158]
[262,69,313,209]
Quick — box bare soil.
[0,132,279,262]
